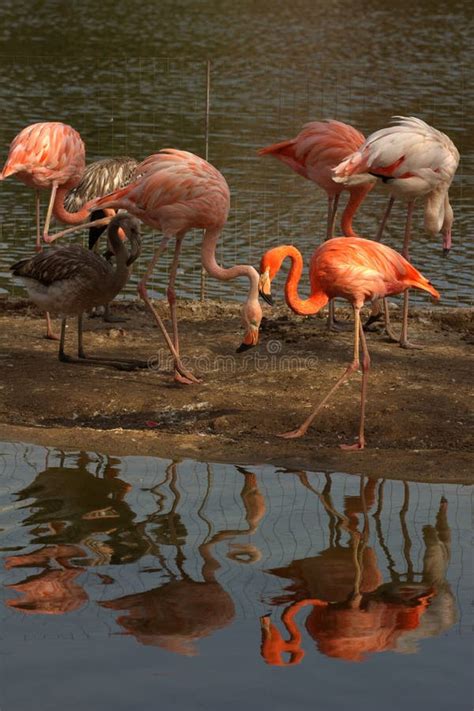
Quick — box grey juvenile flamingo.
[11,213,145,370]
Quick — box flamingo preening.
[259,237,440,449]
[332,116,459,348]
[11,213,144,370]
[0,121,86,338]
[45,149,263,384]
[258,120,373,329]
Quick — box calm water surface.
[0,442,471,711]
[0,0,471,306]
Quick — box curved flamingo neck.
[52,187,92,225]
[201,227,260,300]
[341,185,371,237]
[274,246,328,316]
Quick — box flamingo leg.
[279,307,362,442]
[375,195,395,242]
[138,237,201,384]
[399,201,422,349]
[34,190,59,340]
[44,216,112,244]
[42,181,58,241]
[341,319,370,450]
[35,190,42,251]
[326,194,350,332]
[76,312,149,370]
[58,318,69,362]
[326,193,340,241]
[167,235,192,385]
[168,235,184,351]
[365,196,396,332]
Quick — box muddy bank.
[0,298,472,483]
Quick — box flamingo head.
[236,298,262,353]
[259,246,290,305]
[258,266,273,306]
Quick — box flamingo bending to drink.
[45,149,263,384]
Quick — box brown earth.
[0,297,472,483]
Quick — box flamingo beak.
[442,229,452,257]
[259,268,273,306]
[236,322,259,353]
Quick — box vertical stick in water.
[201,59,212,301]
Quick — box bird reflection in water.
[4,451,142,613]
[101,464,265,655]
[5,544,88,615]
[260,473,455,665]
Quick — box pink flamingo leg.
[341,320,370,450]
[167,234,198,385]
[138,236,201,385]
[399,201,422,349]
[279,307,363,443]
[44,216,112,244]
[326,194,349,332]
[366,196,396,333]
[34,190,59,341]
[375,195,395,242]
[42,181,58,241]
[35,190,42,252]
[326,193,339,241]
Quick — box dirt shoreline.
[0,298,472,484]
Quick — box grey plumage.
[64,157,139,212]
[11,213,141,317]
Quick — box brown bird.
[64,156,139,322]
[11,213,145,370]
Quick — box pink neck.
[275,246,328,315]
[201,228,260,300]
[341,185,372,237]
[52,188,92,225]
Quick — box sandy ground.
[0,297,472,483]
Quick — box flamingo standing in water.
[259,237,440,449]
[332,116,459,348]
[0,121,86,338]
[45,149,263,384]
[258,120,373,329]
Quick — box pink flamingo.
[1,121,86,338]
[259,236,440,449]
[45,149,262,384]
[258,120,373,330]
[332,116,459,348]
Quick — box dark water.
[0,442,471,711]
[0,0,472,306]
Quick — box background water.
[0,441,471,711]
[0,0,471,306]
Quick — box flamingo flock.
[1,115,459,449]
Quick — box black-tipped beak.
[236,342,256,353]
[442,247,450,258]
[259,289,273,306]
